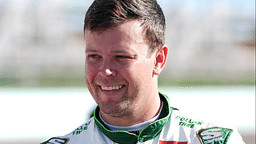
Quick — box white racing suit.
[42,93,245,144]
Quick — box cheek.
[85,64,97,84]
[122,62,151,83]
[136,61,154,76]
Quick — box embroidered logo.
[197,127,233,144]
[175,116,203,128]
[72,121,91,135]
[41,137,69,144]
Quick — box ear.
[153,45,168,75]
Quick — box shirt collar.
[94,92,173,144]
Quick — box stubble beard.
[96,86,137,118]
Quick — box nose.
[99,68,117,77]
[97,58,117,77]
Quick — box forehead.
[85,21,148,52]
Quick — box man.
[42,0,245,143]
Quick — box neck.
[100,91,161,127]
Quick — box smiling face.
[85,21,160,118]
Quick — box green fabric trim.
[94,93,172,144]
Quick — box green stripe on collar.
[94,93,172,144]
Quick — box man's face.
[85,21,156,117]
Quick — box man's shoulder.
[68,118,94,136]
[41,118,96,144]
[163,109,245,144]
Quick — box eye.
[116,55,135,64]
[89,54,100,58]
[116,55,131,59]
[87,54,101,62]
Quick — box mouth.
[99,85,125,91]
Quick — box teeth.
[101,85,123,91]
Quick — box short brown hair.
[84,0,166,54]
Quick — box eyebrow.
[111,50,136,54]
[85,49,98,53]
[85,49,137,55]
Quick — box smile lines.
[100,85,124,91]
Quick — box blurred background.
[0,0,254,143]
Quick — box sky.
[66,0,255,12]
[0,0,254,12]
[63,0,254,34]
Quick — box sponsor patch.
[72,121,91,135]
[159,141,188,144]
[41,137,69,144]
[196,127,233,144]
[175,115,204,128]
